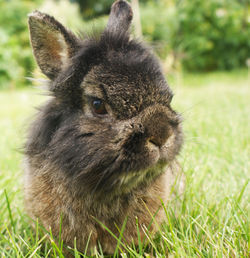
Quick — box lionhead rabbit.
[24,0,184,254]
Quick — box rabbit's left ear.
[28,11,79,80]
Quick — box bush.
[140,0,250,71]
[0,0,85,90]
[0,0,249,89]
[0,0,41,89]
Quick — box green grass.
[0,70,249,257]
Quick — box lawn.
[0,70,249,257]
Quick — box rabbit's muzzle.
[99,104,183,194]
[121,104,182,166]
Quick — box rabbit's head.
[27,0,183,197]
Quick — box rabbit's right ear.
[28,11,79,80]
[105,0,133,37]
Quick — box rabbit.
[24,0,185,255]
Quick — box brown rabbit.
[24,0,184,255]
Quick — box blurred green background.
[0,0,249,89]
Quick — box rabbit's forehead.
[83,64,172,119]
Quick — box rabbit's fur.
[24,0,184,254]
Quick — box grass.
[0,70,249,257]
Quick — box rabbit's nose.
[143,110,172,148]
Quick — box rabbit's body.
[24,0,184,254]
[25,158,181,253]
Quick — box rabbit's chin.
[101,158,169,198]
[94,148,177,198]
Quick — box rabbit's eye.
[91,98,107,115]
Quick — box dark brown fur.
[25,0,184,254]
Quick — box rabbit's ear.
[105,0,133,36]
[28,11,79,80]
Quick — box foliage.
[140,0,250,71]
[0,0,84,90]
[0,0,249,89]
[0,70,249,256]
[0,0,41,89]
[40,0,83,32]
[177,0,250,71]
[72,0,149,19]
[72,0,114,19]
